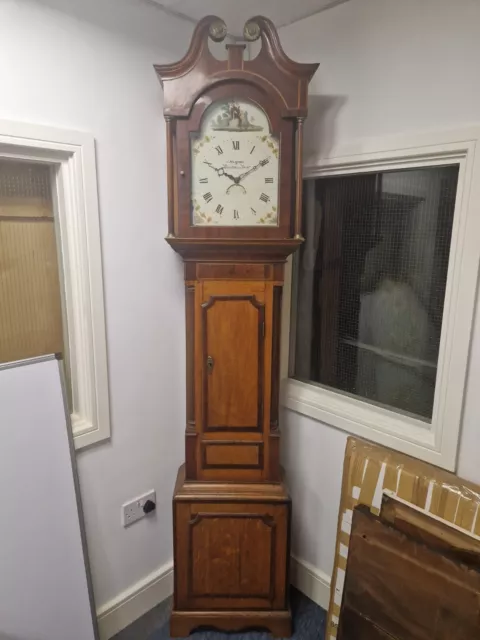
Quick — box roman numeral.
[215,204,224,215]
[265,177,274,183]
[215,145,223,155]
[259,158,269,166]
[250,146,256,154]
[251,208,257,215]
[203,192,213,203]
[259,193,270,203]
[233,141,240,150]
[199,177,208,184]
[233,209,239,220]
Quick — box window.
[292,166,458,423]
[0,160,65,364]
[282,128,480,470]
[0,119,110,449]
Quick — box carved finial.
[209,18,227,42]
[155,15,319,118]
[243,19,261,42]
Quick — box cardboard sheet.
[327,437,480,640]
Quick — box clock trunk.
[185,263,283,484]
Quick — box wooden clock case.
[155,16,318,637]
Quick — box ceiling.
[152,0,350,37]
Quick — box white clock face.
[191,99,279,226]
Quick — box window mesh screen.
[0,160,64,364]
[293,166,458,421]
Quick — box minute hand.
[237,159,269,183]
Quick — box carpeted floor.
[113,589,326,640]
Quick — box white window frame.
[281,126,480,471]
[0,119,110,449]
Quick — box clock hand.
[222,170,239,182]
[203,160,224,175]
[236,164,260,182]
[203,161,246,193]
[203,161,237,183]
[237,158,269,183]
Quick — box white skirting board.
[97,557,331,640]
[290,555,332,611]
[97,562,173,640]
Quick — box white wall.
[279,0,480,581]
[0,0,193,610]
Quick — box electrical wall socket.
[122,490,156,527]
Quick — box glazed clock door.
[171,80,298,242]
[191,99,280,227]
[197,280,267,481]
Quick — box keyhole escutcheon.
[207,355,214,374]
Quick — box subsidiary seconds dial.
[191,99,279,227]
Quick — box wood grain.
[270,285,282,433]
[202,290,264,431]
[267,285,282,481]
[294,118,305,238]
[380,495,480,566]
[204,295,263,431]
[339,607,395,639]
[338,505,480,640]
[170,609,291,638]
[185,285,195,431]
[155,15,318,118]
[203,442,262,468]
[165,118,176,236]
[173,466,290,615]
[189,512,273,599]
[197,263,268,280]
[166,237,303,262]
[185,284,197,480]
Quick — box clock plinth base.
[170,607,292,638]
[171,465,292,637]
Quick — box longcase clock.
[155,16,318,637]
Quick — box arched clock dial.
[191,99,279,226]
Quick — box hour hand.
[222,170,238,183]
[203,161,237,182]
[203,160,220,173]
